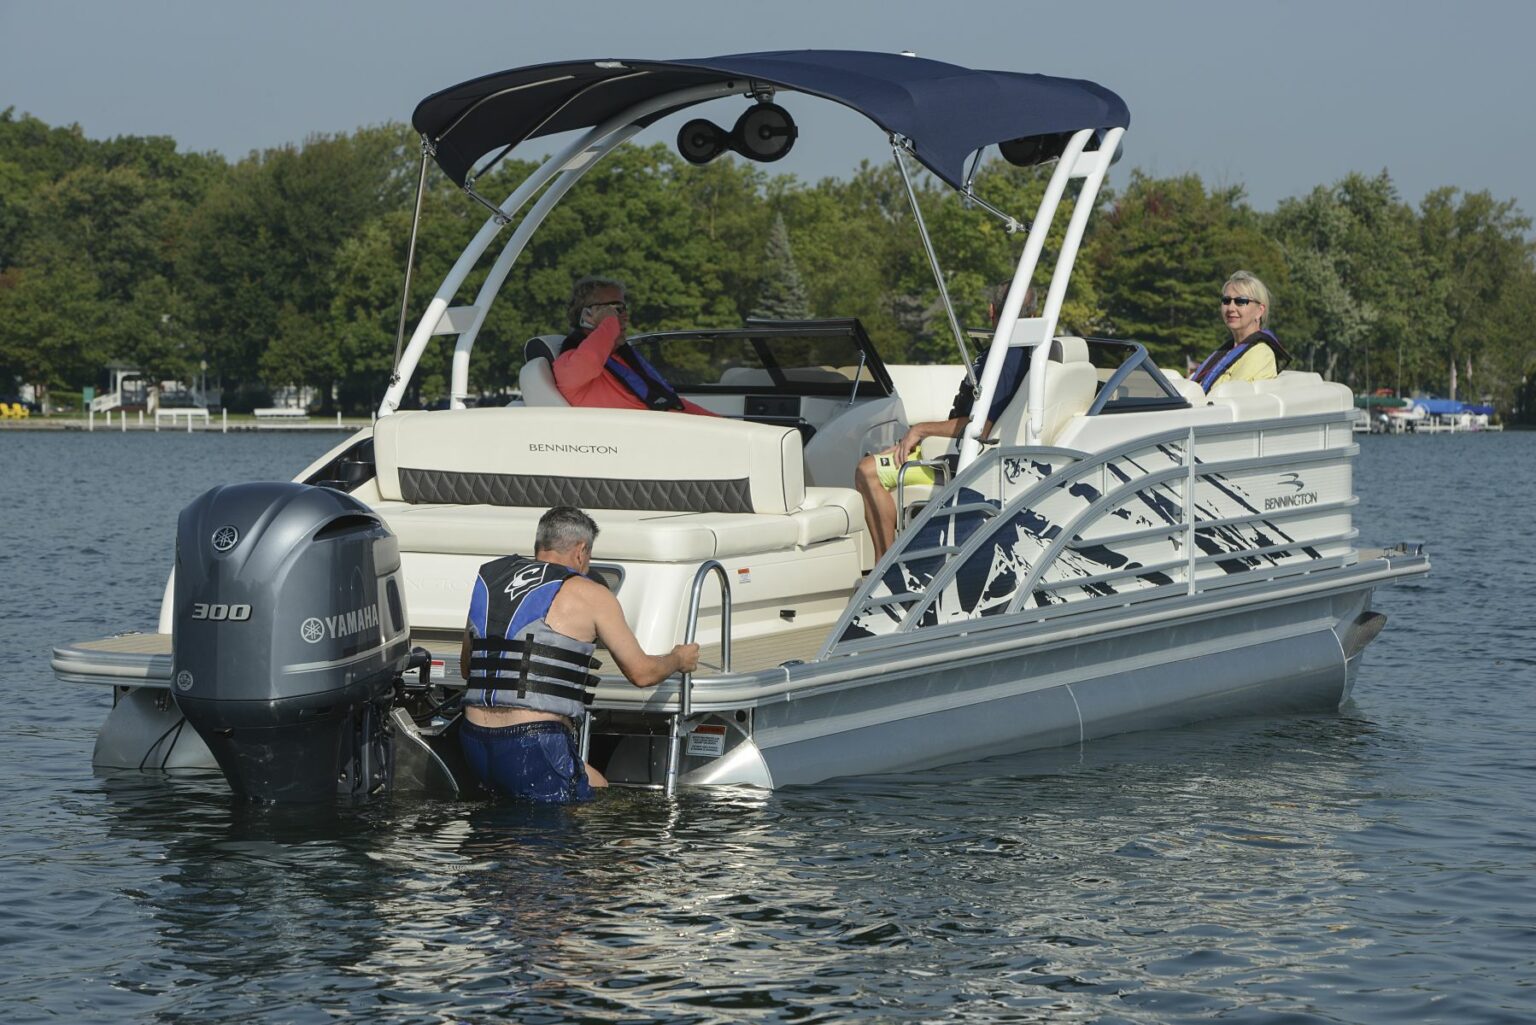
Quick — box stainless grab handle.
[679,559,732,720]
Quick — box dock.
[0,410,367,433]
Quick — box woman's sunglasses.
[1221,296,1260,307]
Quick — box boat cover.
[413,50,1130,189]
[1417,398,1493,416]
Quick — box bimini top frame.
[412,51,1128,191]
[382,51,1129,433]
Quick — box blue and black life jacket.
[1191,329,1291,393]
[464,555,600,719]
[605,343,686,412]
[560,330,686,411]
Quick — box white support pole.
[186,413,192,433]
[449,126,643,406]
[444,82,740,408]
[138,410,143,426]
[121,412,126,432]
[373,81,739,416]
[89,408,94,431]
[1026,127,1123,445]
[222,409,228,434]
[958,129,1093,468]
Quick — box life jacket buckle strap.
[517,631,533,699]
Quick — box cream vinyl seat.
[518,336,571,407]
[369,406,864,561]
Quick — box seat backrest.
[1248,371,1352,416]
[373,407,806,514]
[975,337,1097,447]
[987,338,1098,447]
[884,363,967,423]
[1051,335,1090,363]
[519,335,570,407]
[1159,368,1210,405]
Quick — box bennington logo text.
[300,604,380,644]
[1265,491,1318,511]
[528,443,618,454]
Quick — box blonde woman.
[1191,270,1291,391]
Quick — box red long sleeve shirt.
[551,318,715,415]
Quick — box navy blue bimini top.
[413,50,1129,190]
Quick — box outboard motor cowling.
[171,482,413,802]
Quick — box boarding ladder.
[580,561,731,796]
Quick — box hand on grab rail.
[672,642,701,675]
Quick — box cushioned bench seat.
[368,407,864,561]
[1208,371,1352,418]
[375,486,861,561]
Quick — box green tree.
[178,125,416,404]
[0,259,106,401]
[261,302,340,399]
[1269,173,1430,391]
[1087,173,1284,367]
[1416,187,1535,407]
[780,162,920,358]
[750,213,811,320]
[0,113,219,398]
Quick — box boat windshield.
[1081,338,1190,414]
[628,319,895,398]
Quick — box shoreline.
[0,417,367,433]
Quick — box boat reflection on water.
[82,706,1397,1020]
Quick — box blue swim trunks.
[458,718,595,804]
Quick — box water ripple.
[2,432,1534,1024]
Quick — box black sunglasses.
[585,301,629,314]
[1220,296,1260,307]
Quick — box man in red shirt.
[552,277,716,415]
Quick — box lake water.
[1,429,1532,1024]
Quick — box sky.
[2,0,1534,218]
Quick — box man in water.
[458,506,700,802]
[553,276,716,415]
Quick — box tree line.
[2,107,1533,417]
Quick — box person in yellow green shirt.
[1191,270,1291,391]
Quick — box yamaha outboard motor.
[171,482,415,802]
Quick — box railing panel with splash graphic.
[823,412,1358,654]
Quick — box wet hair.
[535,506,599,554]
[987,280,1039,320]
[1223,270,1272,327]
[566,276,627,330]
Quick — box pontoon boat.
[53,51,1430,798]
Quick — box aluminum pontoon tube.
[631,556,1430,713]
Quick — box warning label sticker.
[686,723,728,758]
